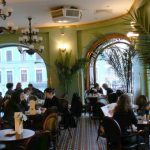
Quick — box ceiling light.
[0,0,17,34]
[18,17,44,55]
[0,0,13,20]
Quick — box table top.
[0,129,35,142]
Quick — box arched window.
[0,45,47,96]
[86,34,143,97]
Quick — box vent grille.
[65,9,80,17]
[50,7,82,23]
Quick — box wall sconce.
[127,32,139,45]
[127,32,139,38]
[59,44,67,52]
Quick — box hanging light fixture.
[0,0,17,34]
[18,17,44,55]
[0,0,13,20]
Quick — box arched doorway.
[0,44,48,96]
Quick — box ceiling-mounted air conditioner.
[50,6,82,23]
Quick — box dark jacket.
[31,88,44,99]
[106,87,113,96]
[70,98,82,117]
[113,109,137,134]
[43,96,60,111]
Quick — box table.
[0,129,35,150]
[0,144,6,150]
[0,129,35,142]
[137,118,150,149]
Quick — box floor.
[57,114,107,150]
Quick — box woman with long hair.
[113,94,137,134]
[135,95,149,115]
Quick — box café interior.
[0,0,150,149]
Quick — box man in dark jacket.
[43,88,60,111]
[102,83,113,96]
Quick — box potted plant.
[55,50,88,96]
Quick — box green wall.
[0,12,147,101]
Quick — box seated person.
[23,87,30,102]
[28,83,44,99]
[107,90,124,104]
[5,83,14,97]
[113,94,144,146]
[43,88,61,112]
[116,89,124,98]
[28,95,38,101]
[94,83,103,94]
[102,83,113,96]
[113,94,137,134]
[135,95,149,115]
[87,88,101,98]
[3,90,29,128]
[14,82,23,92]
[107,93,118,103]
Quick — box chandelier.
[18,17,44,55]
[0,0,17,34]
[0,0,13,20]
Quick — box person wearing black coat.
[43,88,61,112]
[70,93,83,118]
[3,90,29,128]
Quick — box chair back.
[25,131,50,150]
[43,113,58,133]
[103,116,121,145]
[103,117,144,149]
[59,98,68,112]
[88,97,98,106]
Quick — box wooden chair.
[102,116,145,150]
[43,113,59,150]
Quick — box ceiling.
[3,0,135,28]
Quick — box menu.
[101,103,117,117]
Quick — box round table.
[0,144,6,150]
[0,129,35,142]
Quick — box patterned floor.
[57,114,107,150]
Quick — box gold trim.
[86,33,129,58]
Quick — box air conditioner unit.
[50,6,82,23]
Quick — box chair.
[43,113,59,150]
[59,98,75,138]
[96,109,105,141]
[19,131,50,150]
[88,97,98,116]
[102,116,145,150]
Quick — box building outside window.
[0,46,47,96]
[36,53,42,60]
[7,71,13,82]
[21,52,26,61]
[21,70,27,82]
[0,71,1,83]
[36,69,42,82]
[6,51,12,62]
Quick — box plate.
[5,131,16,136]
